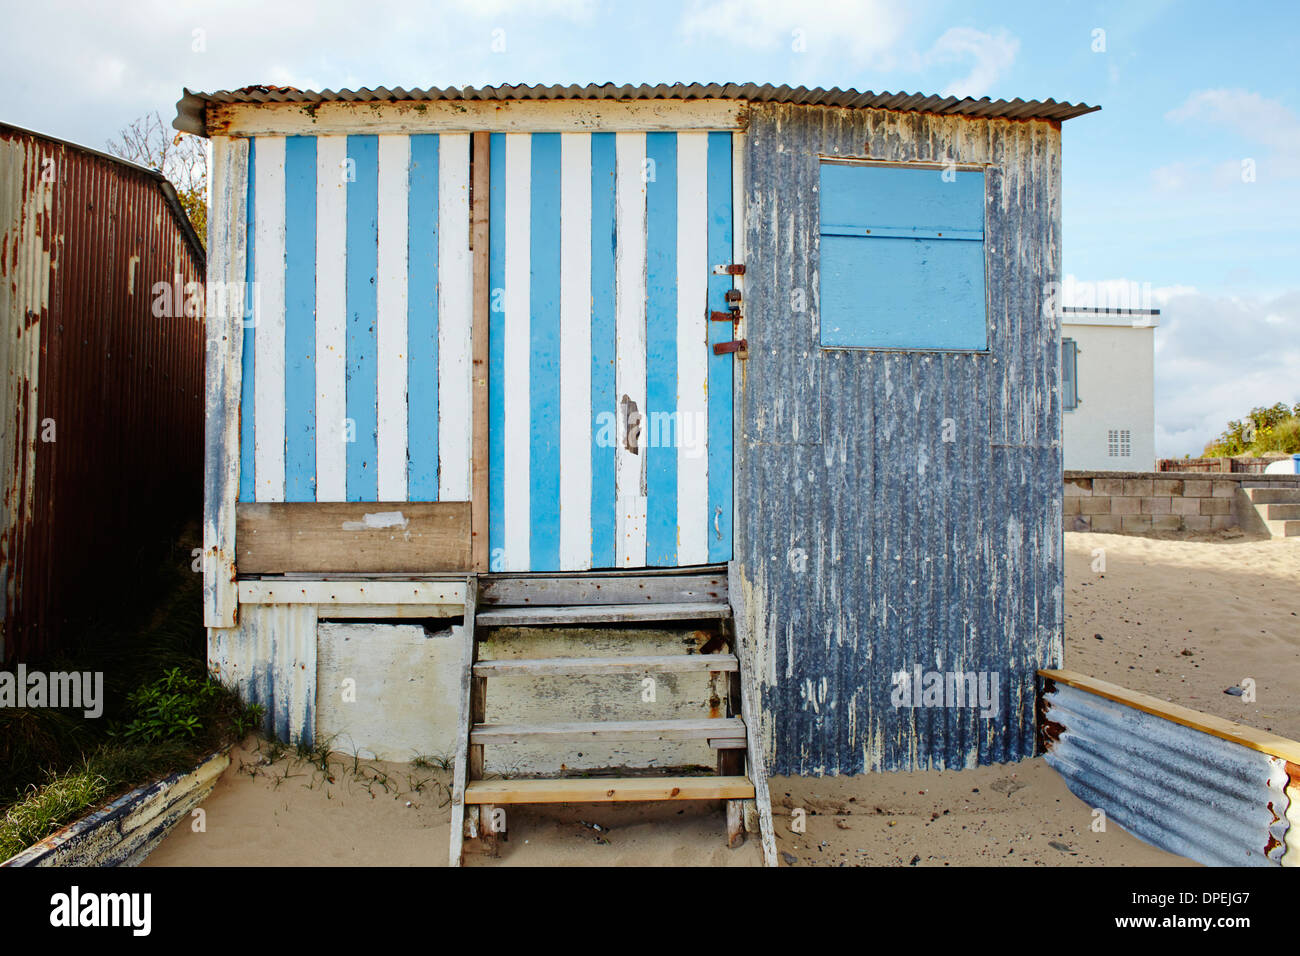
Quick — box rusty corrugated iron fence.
[0,123,205,663]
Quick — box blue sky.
[3,0,1297,455]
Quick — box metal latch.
[712,264,746,276]
[713,339,749,357]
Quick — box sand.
[147,532,1299,867]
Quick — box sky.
[2,0,1297,457]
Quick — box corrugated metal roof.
[0,122,205,266]
[174,82,1099,136]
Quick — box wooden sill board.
[464,776,755,804]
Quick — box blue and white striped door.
[239,132,473,504]
[489,131,735,572]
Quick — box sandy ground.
[147,532,1299,867]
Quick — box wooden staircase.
[448,571,775,866]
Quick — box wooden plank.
[235,501,471,573]
[438,133,473,500]
[376,133,410,501]
[465,775,754,804]
[238,579,466,606]
[470,131,491,571]
[558,131,593,571]
[479,573,726,606]
[1040,668,1300,765]
[726,799,745,848]
[471,717,746,745]
[502,133,531,571]
[208,99,747,138]
[252,136,287,502]
[729,560,778,867]
[614,131,647,567]
[475,601,730,627]
[448,576,478,868]
[313,135,348,502]
[473,653,738,678]
[202,135,247,629]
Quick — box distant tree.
[105,111,207,245]
[1203,402,1300,457]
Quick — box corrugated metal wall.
[0,125,205,663]
[735,105,1064,774]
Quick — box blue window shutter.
[818,163,987,350]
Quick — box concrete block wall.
[1064,470,1300,534]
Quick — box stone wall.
[1064,470,1300,534]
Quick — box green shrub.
[114,667,224,744]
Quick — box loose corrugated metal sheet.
[0,124,205,663]
[1042,681,1292,866]
[733,103,1065,775]
[174,83,1098,136]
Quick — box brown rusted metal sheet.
[0,123,205,663]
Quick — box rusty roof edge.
[1,120,206,270]
[173,83,1099,137]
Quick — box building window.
[818,162,987,351]
[1108,429,1131,458]
[1062,337,1079,411]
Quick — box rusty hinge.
[710,309,739,322]
[712,264,746,276]
[713,339,749,357]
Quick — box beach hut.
[175,83,1096,863]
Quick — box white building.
[1061,307,1159,471]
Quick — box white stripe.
[503,133,532,572]
[253,136,286,502]
[615,132,647,568]
[315,136,348,502]
[559,133,593,571]
[376,134,410,501]
[676,132,709,566]
[438,133,472,501]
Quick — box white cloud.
[1151,287,1300,456]
[925,27,1019,98]
[1161,88,1300,184]
[678,0,907,65]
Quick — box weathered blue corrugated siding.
[735,105,1064,774]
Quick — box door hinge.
[712,264,746,276]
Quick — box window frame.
[1062,336,1080,412]
[815,157,994,354]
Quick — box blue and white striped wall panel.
[487,131,736,573]
[239,133,473,504]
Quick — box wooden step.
[470,717,747,747]
[465,775,754,804]
[480,572,726,607]
[473,653,738,678]
[475,601,731,627]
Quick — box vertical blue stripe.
[589,133,617,569]
[645,132,678,566]
[239,138,257,502]
[345,135,379,501]
[407,134,440,501]
[529,133,562,571]
[284,136,317,501]
[706,131,733,562]
[488,133,507,570]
